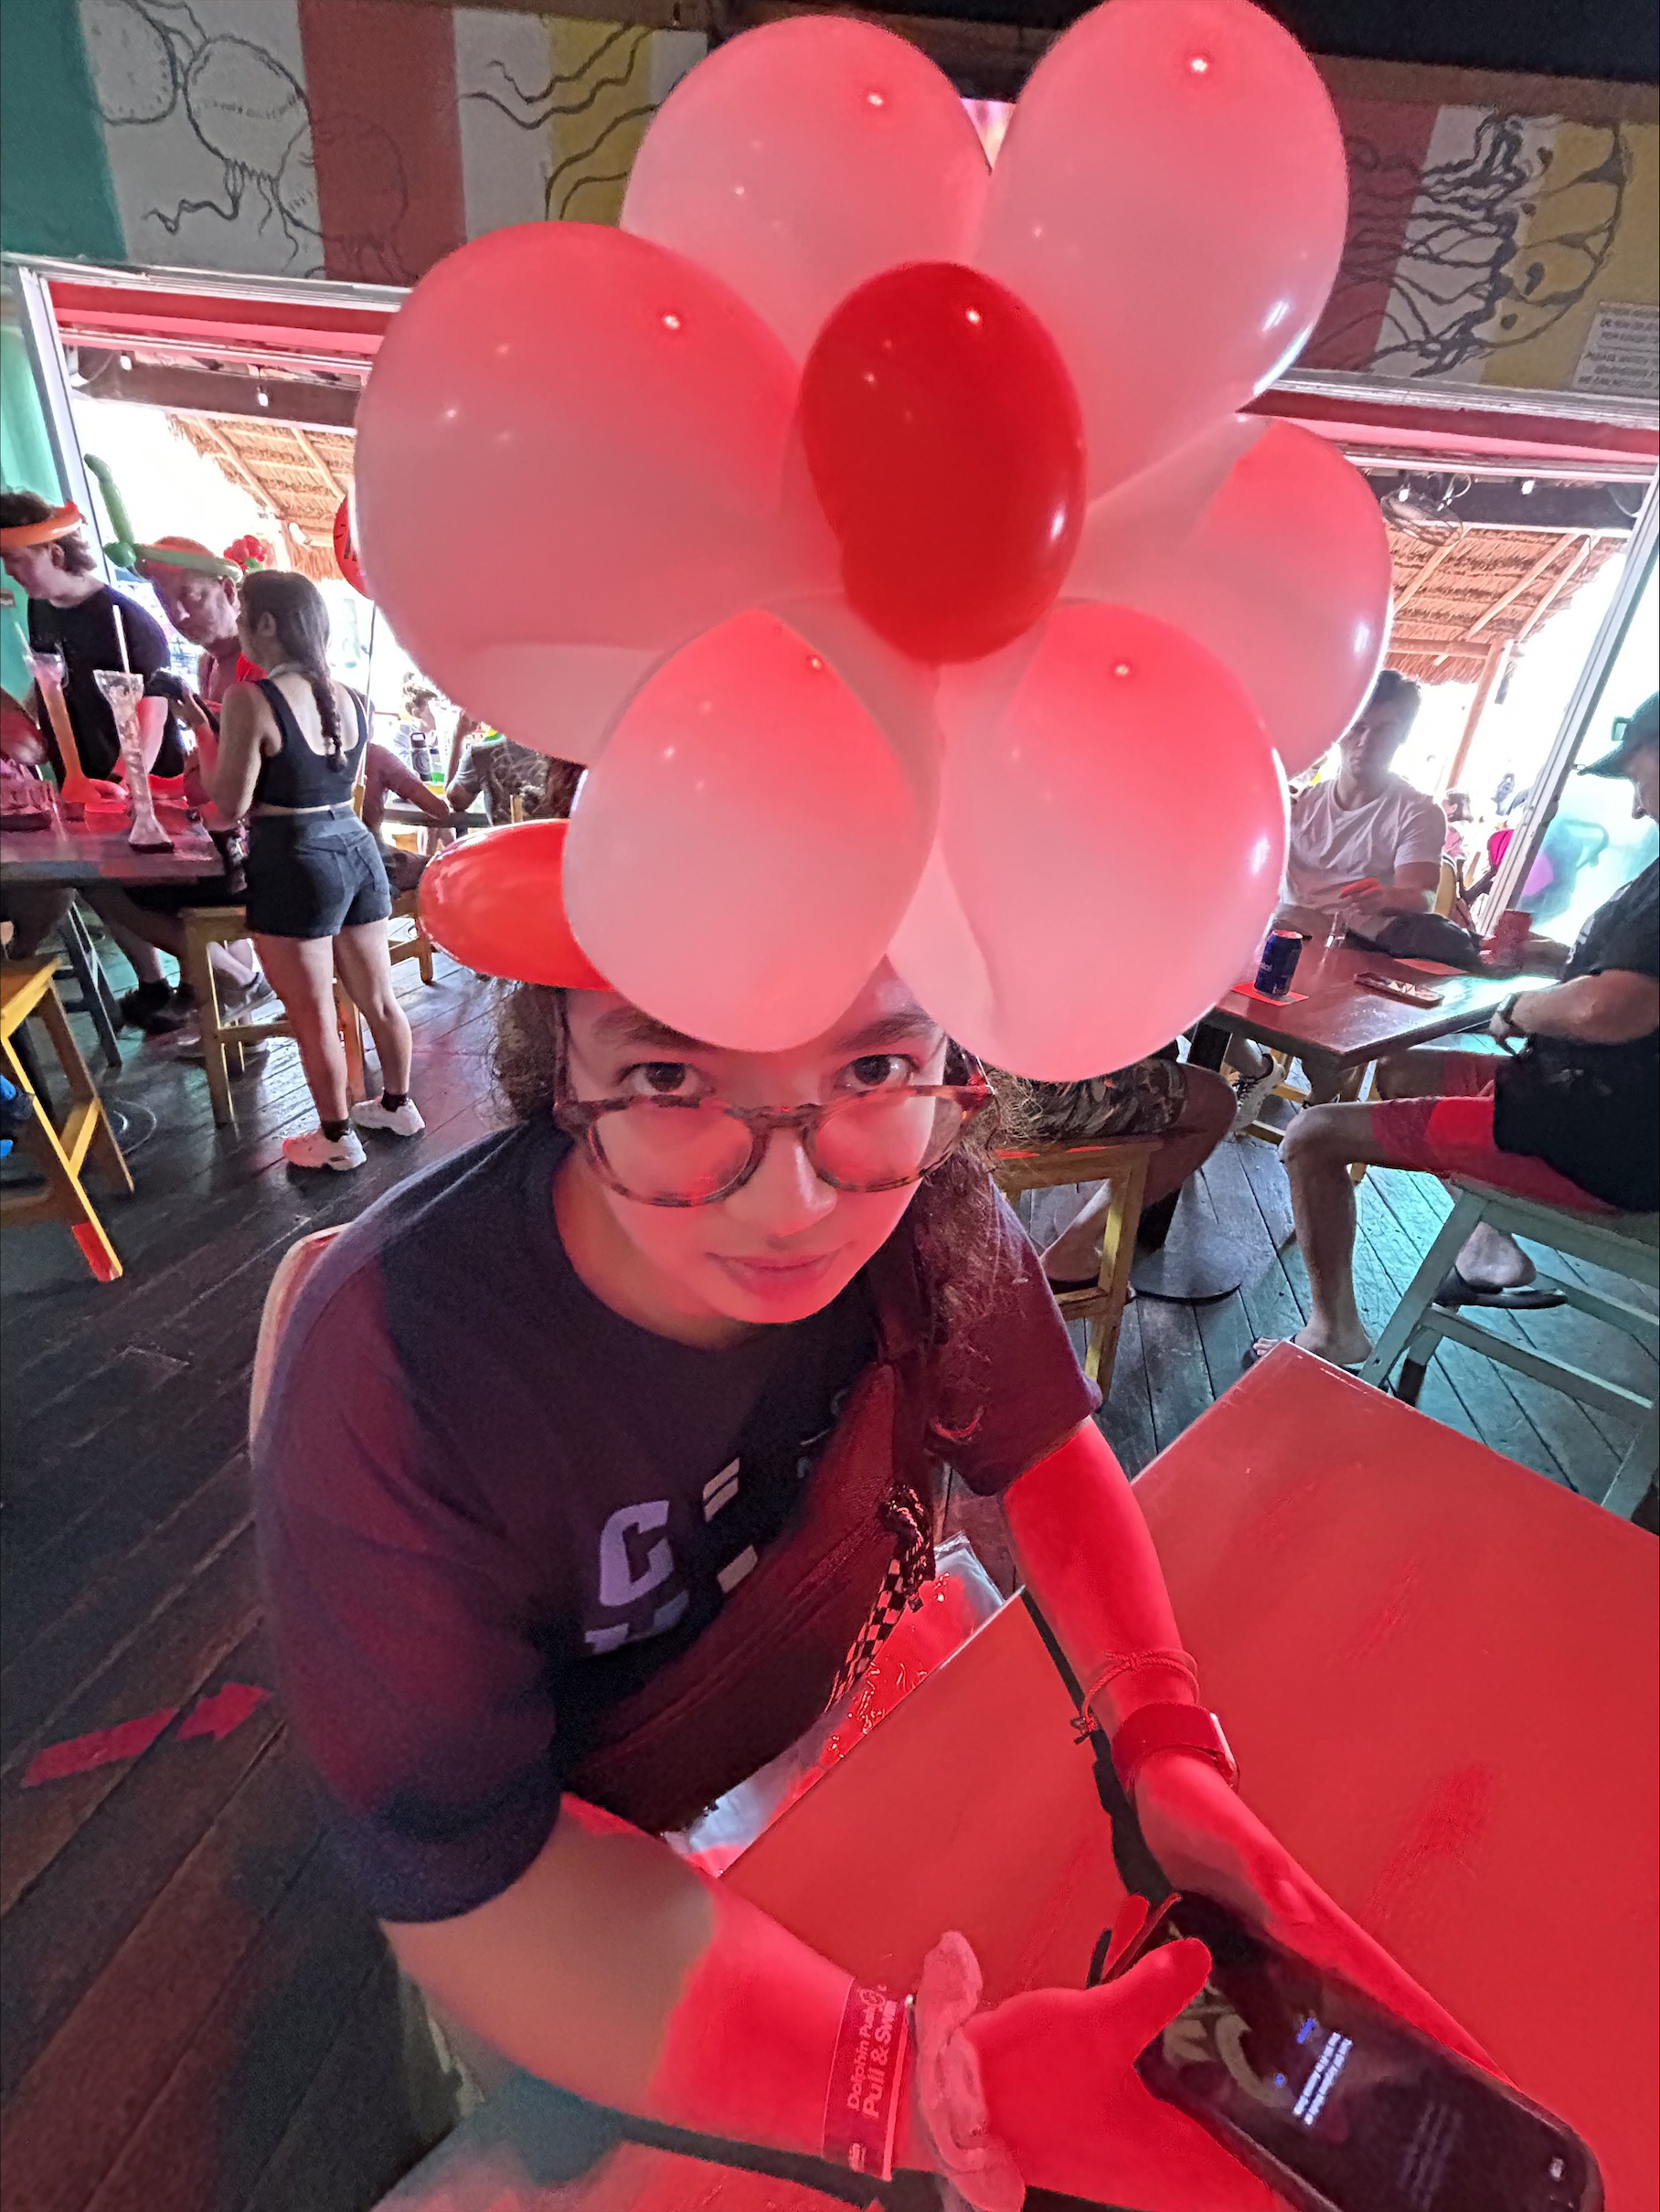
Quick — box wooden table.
[382,1350,1658,2212]
[0,813,222,887]
[1192,938,1553,1103]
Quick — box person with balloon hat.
[255,817,1490,2209]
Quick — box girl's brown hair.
[241,569,344,764]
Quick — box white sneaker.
[283,1127,367,1172]
[350,1097,425,1138]
[1231,1066,1282,1135]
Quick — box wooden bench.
[1358,1177,1660,1516]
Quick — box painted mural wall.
[1,0,1655,401]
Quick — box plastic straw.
[112,603,131,675]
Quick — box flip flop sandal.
[1433,1267,1568,1312]
[1243,1336,1364,1373]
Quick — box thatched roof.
[1385,524,1623,686]
[166,416,353,585]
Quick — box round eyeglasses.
[556,1080,992,1207]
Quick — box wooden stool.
[179,906,367,1127]
[995,1136,1156,1392]
[1,959,133,1281]
[1359,1178,1660,1517]
[388,887,435,985]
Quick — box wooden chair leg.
[1358,1186,1485,1388]
[34,985,133,1194]
[1085,1150,1149,1391]
[183,918,235,1127]
[1599,1409,1659,1520]
[0,1029,123,1281]
[417,931,434,985]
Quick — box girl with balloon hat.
[255,3,1489,2198]
[258,826,1489,2210]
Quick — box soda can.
[1254,930,1304,999]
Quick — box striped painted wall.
[0,1,1654,400]
[2,0,703,285]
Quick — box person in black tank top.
[213,571,425,1173]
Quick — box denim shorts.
[246,809,392,940]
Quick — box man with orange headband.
[0,491,184,783]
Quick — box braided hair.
[240,569,345,766]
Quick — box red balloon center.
[799,262,1087,665]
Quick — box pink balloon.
[976,0,1347,495]
[1070,420,1392,778]
[355,223,810,759]
[564,611,928,1051]
[623,17,988,361]
[893,605,1287,1079]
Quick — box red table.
[1193,938,1553,1105]
[384,1351,1658,2212]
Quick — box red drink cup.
[1485,909,1531,970]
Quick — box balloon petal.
[355,223,805,728]
[900,604,1287,1079]
[768,595,942,827]
[452,643,663,766]
[564,611,929,1051]
[1073,420,1392,778]
[977,0,1347,493]
[623,16,988,360]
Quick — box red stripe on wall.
[1303,97,1444,374]
[297,0,467,286]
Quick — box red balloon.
[333,495,369,597]
[418,821,611,989]
[799,262,1085,664]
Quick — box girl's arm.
[210,684,267,821]
[385,1792,1253,2209]
[1004,1420,1493,2069]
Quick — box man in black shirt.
[1254,695,1658,1369]
[0,491,183,781]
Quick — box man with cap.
[136,536,257,713]
[1250,695,1658,1370]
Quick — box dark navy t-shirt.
[253,1118,1098,1921]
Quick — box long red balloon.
[417,820,611,990]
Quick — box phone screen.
[1134,1898,1601,2212]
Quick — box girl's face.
[559,968,951,1335]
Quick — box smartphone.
[1354,971,1443,1009]
[1127,1895,1602,2212]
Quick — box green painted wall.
[0,0,122,262]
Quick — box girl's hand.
[1133,1749,1495,2073]
[961,1940,1280,2211]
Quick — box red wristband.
[823,1974,909,2181]
[1110,1703,1240,1795]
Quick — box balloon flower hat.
[357,0,1391,1079]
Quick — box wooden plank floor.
[4,943,1654,2212]
[2,943,495,2212]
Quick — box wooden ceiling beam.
[1463,532,1583,640]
